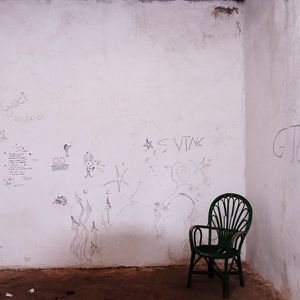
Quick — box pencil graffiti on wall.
[51,157,69,171]
[100,195,112,231]
[273,124,300,163]
[103,164,129,192]
[64,144,72,157]
[2,144,37,187]
[82,152,105,178]
[142,136,205,154]
[70,193,99,262]
[153,158,212,239]
[0,92,45,121]
[0,92,28,117]
[53,195,68,206]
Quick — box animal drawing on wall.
[70,193,100,262]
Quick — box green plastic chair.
[186,193,253,298]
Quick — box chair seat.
[195,244,237,258]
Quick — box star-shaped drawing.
[0,129,7,142]
[103,165,129,192]
[143,138,153,151]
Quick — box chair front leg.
[236,254,244,287]
[223,258,229,298]
[208,258,214,278]
[187,252,195,288]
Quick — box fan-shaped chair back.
[208,193,252,248]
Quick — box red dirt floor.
[0,264,285,300]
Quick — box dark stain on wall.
[213,6,239,17]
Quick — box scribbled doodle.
[2,177,14,187]
[0,129,7,142]
[190,158,212,185]
[64,144,72,157]
[171,162,191,184]
[53,195,68,206]
[103,165,129,192]
[142,138,153,151]
[51,157,68,171]
[14,114,45,122]
[70,193,99,262]
[1,92,28,117]
[153,159,212,239]
[94,160,105,172]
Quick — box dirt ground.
[0,264,285,300]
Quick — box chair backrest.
[208,193,252,247]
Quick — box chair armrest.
[189,225,247,253]
[189,225,204,251]
[230,231,247,252]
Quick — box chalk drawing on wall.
[53,195,68,206]
[103,164,129,192]
[70,193,99,262]
[63,144,72,157]
[0,129,7,142]
[2,144,37,187]
[142,138,154,151]
[51,157,68,171]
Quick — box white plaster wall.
[0,0,245,268]
[245,0,300,298]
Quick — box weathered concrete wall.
[0,0,245,268]
[245,0,300,299]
